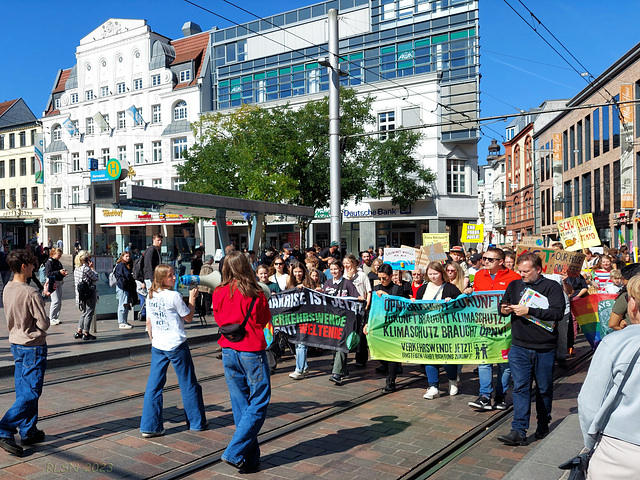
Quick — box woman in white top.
[268,258,290,290]
[140,264,206,437]
[343,254,373,367]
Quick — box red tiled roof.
[171,31,209,88]
[0,99,18,118]
[52,69,72,94]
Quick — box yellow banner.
[557,213,601,251]
[620,84,634,124]
[461,223,484,243]
[422,233,450,253]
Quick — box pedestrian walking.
[140,264,206,438]
[212,251,272,473]
[44,248,68,326]
[73,251,98,341]
[114,251,137,329]
[0,250,49,457]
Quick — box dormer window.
[54,98,61,109]
[179,70,191,83]
[52,125,62,141]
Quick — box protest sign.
[518,236,544,248]
[367,293,511,364]
[461,223,484,243]
[422,233,450,253]
[516,246,585,277]
[384,247,416,270]
[556,213,601,251]
[268,288,363,352]
[571,293,618,349]
[420,242,448,264]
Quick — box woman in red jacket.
[212,251,271,473]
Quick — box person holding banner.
[591,255,615,292]
[286,263,317,380]
[324,260,362,385]
[415,262,461,399]
[343,255,372,368]
[468,247,521,411]
[497,252,565,446]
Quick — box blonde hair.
[610,269,623,280]
[627,275,640,310]
[49,247,63,257]
[446,261,465,292]
[74,250,91,268]
[149,264,174,299]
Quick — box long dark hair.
[286,262,315,289]
[220,251,262,298]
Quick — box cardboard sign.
[422,233,450,253]
[384,247,416,270]
[518,236,544,248]
[556,213,601,251]
[420,242,448,264]
[461,223,484,243]
[516,246,585,277]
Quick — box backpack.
[108,264,117,288]
[132,254,145,282]
[38,264,47,283]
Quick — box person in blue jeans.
[213,251,272,473]
[140,264,206,437]
[0,249,50,457]
[497,252,564,446]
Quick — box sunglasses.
[482,257,499,262]
[274,262,284,266]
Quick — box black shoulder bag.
[558,346,640,479]
[219,297,258,342]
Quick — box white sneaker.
[449,379,458,396]
[289,371,305,380]
[119,323,133,329]
[423,386,440,399]
[50,319,60,325]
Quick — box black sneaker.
[382,382,396,393]
[498,430,527,446]
[534,424,550,439]
[0,436,23,456]
[329,374,343,385]
[73,331,83,339]
[468,395,492,410]
[493,397,508,410]
[21,429,45,445]
[82,333,97,341]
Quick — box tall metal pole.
[328,8,341,244]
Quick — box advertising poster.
[367,293,511,364]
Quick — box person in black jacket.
[115,251,137,329]
[497,252,565,446]
[143,234,163,287]
[44,248,68,325]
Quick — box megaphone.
[179,271,271,299]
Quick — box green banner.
[367,293,511,364]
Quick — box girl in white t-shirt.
[140,264,206,438]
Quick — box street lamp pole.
[327,8,341,244]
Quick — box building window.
[151,74,161,86]
[173,101,187,120]
[120,181,127,194]
[51,188,62,209]
[31,187,38,208]
[9,134,14,148]
[72,153,80,172]
[0,161,5,178]
[133,78,143,90]
[179,70,191,83]
[134,180,144,187]
[100,86,109,97]
[118,146,126,163]
[71,186,81,206]
[86,117,95,135]
[577,120,583,165]
[585,115,591,162]
[86,150,94,169]
[152,141,162,163]
[594,168,601,215]
[54,98,61,109]
[134,144,144,164]
[71,92,78,104]
[117,82,125,94]
[152,105,161,123]
[117,111,126,129]
[51,155,62,175]
[152,179,162,188]
[378,111,395,140]
[602,105,610,154]
[52,125,62,141]
[613,160,620,212]
[19,131,26,147]
[447,159,466,194]
[20,188,27,208]
[73,120,80,135]
[569,126,575,169]
[9,159,15,177]
[613,95,620,149]
[9,189,15,205]
[172,178,185,191]
[102,115,109,132]
[603,164,610,213]
[593,108,600,158]
[101,148,110,169]
[173,137,187,160]
[30,156,36,175]
[20,158,26,176]
[0,135,3,149]
[582,173,591,214]
[85,90,94,101]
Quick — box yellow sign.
[557,213,601,252]
[422,233,450,253]
[106,158,121,180]
[461,223,484,243]
[102,209,123,217]
[620,84,634,124]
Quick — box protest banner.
[461,223,484,243]
[422,233,450,253]
[570,293,618,349]
[556,213,601,251]
[384,247,416,270]
[367,293,511,364]
[268,288,363,352]
[516,246,585,277]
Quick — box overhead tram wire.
[184,0,481,136]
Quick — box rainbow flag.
[263,321,274,347]
[570,293,618,349]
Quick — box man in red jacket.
[468,247,521,411]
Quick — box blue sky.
[2,0,639,164]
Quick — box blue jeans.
[115,287,130,324]
[222,349,271,468]
[140,341,206,434]
[0,344,47,439]
[478,362,511,399]
[295,343,308,373]
[508,345,555,436]
[425,364,458,387]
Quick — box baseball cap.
[283,243,292,250]
[449,246,465,254]
[470,253,482,262]
[204,254,214,262]
[368,245,375,249]
[330,241,339,247]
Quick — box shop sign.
[103,209,123,217]
[314,209,330,219]
[343,206,412,218]
[2,209,33,217]
[45,218,59,224]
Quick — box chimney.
[182,21,202,37]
